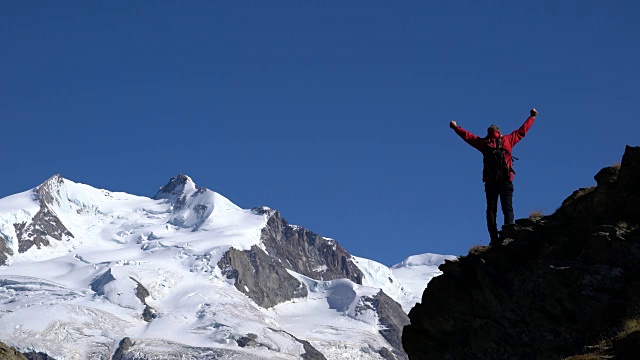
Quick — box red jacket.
[453,116,535,182]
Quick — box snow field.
[0,176,455,359]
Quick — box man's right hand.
[449,120,457,129]
[530,108,538,117]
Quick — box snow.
[265,272,389,359]
[350,253,457,313]
[389,253,457,312]
[391,253,457,269]
[0,175,452,359]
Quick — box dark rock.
[250,206,274,216]
[259,211,364,284]
[299,338,326,360]
[378,347,396,360]
[15,206,74,253]
[403,146,640,360]
[594,166,619,186]
[217,209,365,309]
[111,337,132,360]
[12,176,74,255]
[373,291,410,360]
[515,218,537,227]
[23,351,57,360]
[613,331,640,360]
[217,246,308,308]
[267,329,327,360]
[35,175,65,208]
[0,234,13,265]
[237,333,258,348]
[153,174,193,200]
[130,278,156,322]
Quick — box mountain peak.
[153,174,198,201]
[34,174,66,208]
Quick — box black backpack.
[483,137,515,182]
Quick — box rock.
[403,146,640,360]
[0,340,28,360]
[373,291,410,360]
[111,337,132,360]
[217,210,365,308]
[236,334,258,348]
[131,278,156,322]
[259,211,364,284]
[12,175,74,255]
[23,351,57,359]
[614,331,640,360]
[594,166,619,186]
[217,246,308,308]
[0,234,13,265]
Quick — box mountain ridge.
[0,173,450,359]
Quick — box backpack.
[483,137,514,182]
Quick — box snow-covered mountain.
[0,175,455,360]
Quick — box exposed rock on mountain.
[258,208,365,284]
[0,173,420,359]
[0,340,27,360]
[216,207,366,307]
[374,291,410,360]
[153,174,196,201]
[131,279,156,322]
[0,235,12,265]
[402,146,640,360]
[216,207,409,357]
[217,246,309,308]
[12,175,74,255]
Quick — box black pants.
[484,180,514,241]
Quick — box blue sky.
[1,1,639,266]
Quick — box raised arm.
[504,108,537,147]
[450,120,485,151]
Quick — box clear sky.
[2,1,639,266]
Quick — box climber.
[449,108,538,243]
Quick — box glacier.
[0,174,454,359]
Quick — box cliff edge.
[403,145,640,359]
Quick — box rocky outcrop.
[23,351,57,360]
[0,340,28,360]
[217,208,365,308]
[0,235,13,265]
[298,338,326,360]
[153,174,194,201]
[111,337,132,360]
[266,329,327,360]
[373,291,410,360]
[218,246,308,308]
[403,146,640,360]
[0,341,55,360]
[13,175,74,255]
[131,278,156,322]
[258,209,364,284]
[219,208,409,357]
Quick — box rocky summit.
[402,145,640,360]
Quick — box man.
[449,108,537,243]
